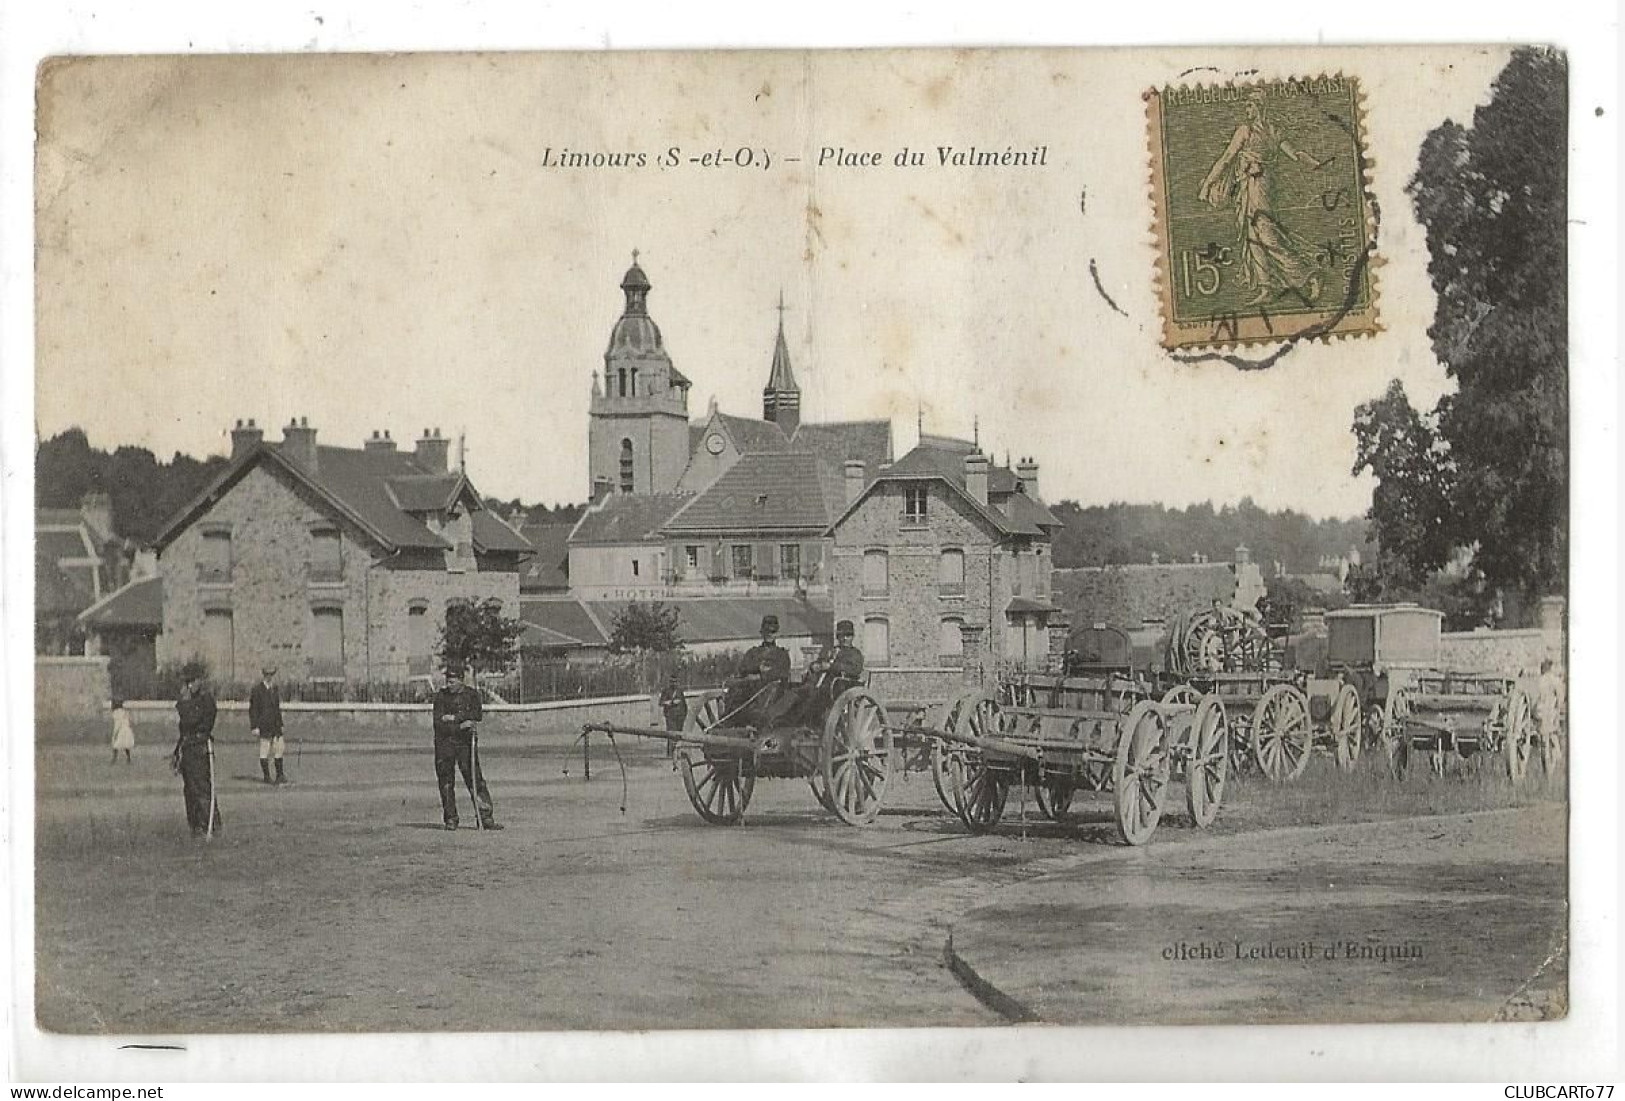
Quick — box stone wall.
[1439,629,1551,678]
[36,656,111,722]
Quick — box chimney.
[365,429,397,452]
[964,451,989,507]
[79,490,114,541]
[282,416,318,474]
[591,476,614,503]
[843,459,866,506]
[1235,544,1251,565]
[231,418,264,461]
[1015,456,1040,500]
[415,427,449,474]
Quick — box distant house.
[1051,546,1267,631]
[518,520,573,595]
[35,493,118,654]
[827,436,1062,678]
[78,575,163,695]
[151,418,532,685]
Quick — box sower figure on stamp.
[171,662,222,838]
[249,664,289,785]
[433,663,501,831]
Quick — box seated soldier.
[724,615,792,726]
[802,619,865,721]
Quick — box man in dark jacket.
[805,619,866,717]
[726,615,792,725]
[171,662,222,837]
[248,664,288,785]
[432,663,500,831]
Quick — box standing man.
[249,664,288,785]
[658,674,687,758]
[433,663,501,831]
[171,662,222,837]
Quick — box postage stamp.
[1146,76,1380,351]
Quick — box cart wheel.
[934,690,1001,814]
[678,750,754,826]
[930,741,974,815]
[1160,684,1200,710]
[1250,685,1312,782]
[1184,695,1228,829]
[820,688,893,826]
[959,761,1011,833]
[1327,683,1363,772]
[1496,687,1533,784]
[683,690,727,737]
[807,770,837,813]
[1113,701,1171,846]
[1034,777,1076,821]
[1382,686,1413,779]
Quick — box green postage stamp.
[1147,76,1380,351]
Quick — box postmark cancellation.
[1147,75,1381,351]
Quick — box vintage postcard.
[23,41,1582,1076]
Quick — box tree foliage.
[438,598,525,676]
[1360,47,1567,610]
[1048,498,1371,572]
[36,428,228,545]
[1350,380,1457,590]
[607,601,685,655]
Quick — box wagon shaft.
[580,721,757,753]
[926,722,1046,763]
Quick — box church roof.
[620,259,651,290]
[569,492,693,545]
[765,321,798,393]
[715,412,792,453]
[606,313,667,357]
[664,452,832,533]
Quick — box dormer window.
[904,486,929,524]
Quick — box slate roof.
[38,529,96,561]
[715,412,791,454]
[570,493,693,545]
[385,473,467,512]
[37,556,98,617]
[518,521,573,591]
[664,452,830,533]
[790,420,893,472]
[520,595,832,650]
[518,598,609,648]
[153,442,535,558]
[78,575,162,630]
[831,441,1060,538]
[37,508,88,528]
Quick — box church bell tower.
[588,252,692,496]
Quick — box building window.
[862,550,889,596]
[863,617,890,666]
[1010,548,1025,596]
[631,558,641,578]
[617,368,628,398]
[310,527,342,582]
[938,548,965,595]
[938,617,965,666]
[904,486,929,524]
[684,545,700,576]
[407,604,431,678]
[199,530,232,582]
[731,543,754,580]
[619,439,635,493]
[311,607,344,679]
[202,608,234,679]
[779,544,801,583]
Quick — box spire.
[762,289,801,433]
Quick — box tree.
[1367,47,1567,610]
[438,598,525,677]
[1350,379,1458,594]
[607,601,685,656]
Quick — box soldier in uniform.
[804,619,866,719]
[432,663,501,831]
[249,664,288,785]
[726,615,792,725]
[170,662,222,837]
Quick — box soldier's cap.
[444,663,467,677]
[760,615,780,633]
[836,619,855,637]
[180,661,206,682]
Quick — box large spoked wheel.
[807,770,837,813]
[1034,775,1077,821]
[1112,701,1171,846]
[1382,686,1413,779]
[678,750,755,825]
[820,688,893,826]
[1067,718,1112,791]
[959,761,1011,834]
[930,741,975,815]
[1327,683,1363,772]
[683,690,727,738]
[1184,696,1228,829]
[1495,687,1534,785]
[1160,684,1200,710]
[934,690,1001,816]
[1250,685,1312,782]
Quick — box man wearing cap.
[171,662,222,837]
[726,615,792,725]
[249,664,288,785]
[432,663,501,831]
[806,619,866,716]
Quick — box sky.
[34,47,1512,518]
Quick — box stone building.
[826,436,1061,682]
[152,419,532,685]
